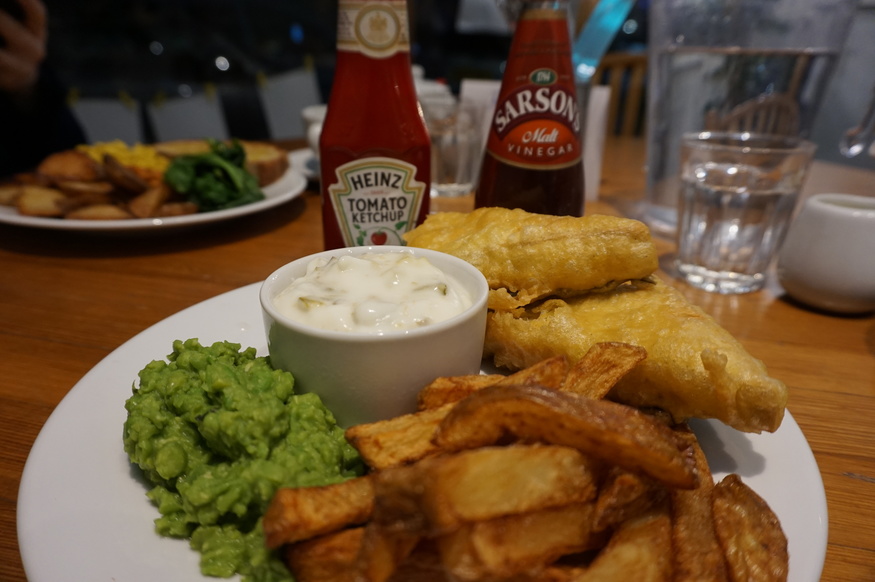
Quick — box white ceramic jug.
[777,193,875,314]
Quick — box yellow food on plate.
[485,277,787,433]
[404,207,659,311]
[76,140,170,175]
[7,137,285,221]
[263,350,789,582]
[405,207,786,434]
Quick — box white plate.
[0,154,306,232]
[288,147,319,181]
[17,283,827,582]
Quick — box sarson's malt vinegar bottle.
[319,0,431,249]
[475,0,584,216]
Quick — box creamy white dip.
[273,253,473,334]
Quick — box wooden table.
[1,137,873,581]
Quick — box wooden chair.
[592,51,648,137]
[704,93,800,136]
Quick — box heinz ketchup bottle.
[475,0,584,216]
[319,0,431,249]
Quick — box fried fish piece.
[484,277,787,433]
[403,208,658,311]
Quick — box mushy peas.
[123,339,363,581]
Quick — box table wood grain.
[1,137,873,581]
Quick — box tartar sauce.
[273,253,473,333]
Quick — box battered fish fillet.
[403,208,658,311]
[485,278,787,433]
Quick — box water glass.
[640,0,856,237]
[420,94,481,203]
[675,132,816,294]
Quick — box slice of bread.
[154,139,290,187]
[153,140,211,158]
[239,140,290,187]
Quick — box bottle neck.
[522,0,568,9]
[336,0,412,60]
[506,0,569,23]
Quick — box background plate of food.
[17,282,828,582]
[0,139,307,233]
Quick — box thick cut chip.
[417,374,504,410]
[285,527,364,582]
[485,277,787,433]
[0,184,21,206]
[387,539,445,582]
[16,186,66,217]
[437,502,602,581]
[284,526,440,582]
[156,201,199,216]
[403,207,658,311]
[372,444,598,535]
[417,356,569,410]
[36,149,103,183]
[263,476,374,548]
[671,427,728,582]
[345,404,453,469]
[562,342,647,400]
[417,344,644,411]
[592,467,666,532]
[493,355,570,391]
[434,384,697,489]
[104,153,150,193]
[128,184,172,218]
[354,523,421,582]
[573,507,673,582]
[56,180,115,209]
[65,203,133,220]
[713,474,788,582]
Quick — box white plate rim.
[16,283,827,582]
[0,153,306,232]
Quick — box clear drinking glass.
[420,94,481,202]
[639,0,856,238]
[675,132,816,294]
